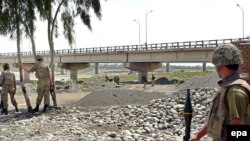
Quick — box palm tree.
[35,0,102,106]
[0,0,33,112]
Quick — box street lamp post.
[237,4,245,38]
[74,22,77,49]
[134,19,141,47]
[74,31,77,49]
[145,10,153,45]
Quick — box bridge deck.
[0,38,249,57]
[0,38,249,64]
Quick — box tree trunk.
[51,53,57,107]
[30,32,37,63]
[48,19,57,107]
[15,3,32,112]
[50,41,57,107]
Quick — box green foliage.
[93,71,210,82]
[114,71,213,82]
[61,9,74,46]
[80,10,91,30]
[161,71,212,80]
[91,0,102,19]
[0,1,18,39]
[76,80,84,84]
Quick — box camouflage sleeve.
[226,85,249,120]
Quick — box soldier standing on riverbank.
[0,63,18,115]
[23,55,52,113]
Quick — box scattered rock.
[0,72,220,141]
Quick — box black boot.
[43,104,49,113]
[3,109,8,115]
[28,107,33,113]
[0,101,3,114]
[15,105,19,112]
[33,104,39,113]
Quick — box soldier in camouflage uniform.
[0,63,18,115]
[190,43,250,141]
[23,55,51,113]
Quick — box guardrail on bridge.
[0,38,249,57]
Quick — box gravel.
[75,89,168,107]
[177,72,220,90]
[0,72,221,141]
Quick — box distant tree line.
[89,63,215,70]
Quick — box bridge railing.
[0,38,249,57]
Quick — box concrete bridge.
[0,38,249,82]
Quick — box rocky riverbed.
[0,72,220,141]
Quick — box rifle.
[48,68,57,107]
[183,89,193,141]
[50,81,56,106]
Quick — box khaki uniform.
[0,71,17,109]
[30,62,50,106]
[207,73,250,141]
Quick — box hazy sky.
[0,0,248,53]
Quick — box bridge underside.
[16,63,90,82]
[59,63,90,71]
[9,61,209,83]
[124,62,162,83]
[59,63,90,81]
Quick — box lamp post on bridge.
[145,10,153,46]
[74,22,78,49]
[236,4,245,38]
[134,19,141,47]
[74,31,77,49]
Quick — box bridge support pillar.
[61,68,65,75]
[203,62,206,72]
[23,71,30,83]
[59,63,90,82]
[166,62,170,72]
[95,63,99,74]
[70,70,78,82]
[123,62,161,83]
[138,71,148,83]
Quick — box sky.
[0,0,249,54]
